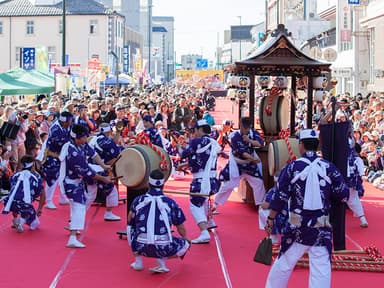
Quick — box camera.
[22,114,28,120]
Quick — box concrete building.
[0,0,125,74]
[266,0,330,48]
[152,16,174,82]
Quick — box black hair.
[200,125,211,134]
[301,139,319,151]
[71,124,88,137]
[20,154,35,170]
[240,117,252,128]
[355,143,362,154]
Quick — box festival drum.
[259,95,290,136]
[114,144,172,189]
[268,138,300,176]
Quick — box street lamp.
[237,16,242,60]
[62,0,66,66]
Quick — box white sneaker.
[66,238,86,248]
[104,212,121,221]
[130,262,144,271]
[59,198,70,205]
[149,266,170,273]
[360,216,368,228]
[191,234,210,244]
[45,201,57,210]
[207,219,218,230]
[15,218,25,233]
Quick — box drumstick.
[110,175,123,181]
[109,154,122,167]
[163,189,210,197]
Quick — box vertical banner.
[123,45,129,73]
[22,47,36,70]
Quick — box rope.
[278,128,296,164]
[135,132,169,171]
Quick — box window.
[15,46,22,62]
[90,20,98,34]
[369,28,375,84]
[26,20,34,35]
[48,46,56,63]
[0,21,3,35]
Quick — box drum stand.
[117,187,147,239]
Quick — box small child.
[259,176,288,244]
[2,155,45,232]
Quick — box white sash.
[291,157,331,211]
[3,171,37,213]
[135,192,172,245]
[196,138,221,194]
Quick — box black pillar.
[307,76,313,128]
[290,76,297,136]
[249,73,255,126]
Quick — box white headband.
[100,125,111,133]
[23,162,33,169]
[148,176,165,187]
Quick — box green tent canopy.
[0,67,54,96]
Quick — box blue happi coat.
[42,121,71,185]
[129,187,187,258]
[269,151,349,259]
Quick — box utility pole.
[148,0,153,79]
[62,0,66,67]
[237,16,242,60]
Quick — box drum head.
[267,142,276,176]
[114,147,147,187]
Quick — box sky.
[152,0,265,62]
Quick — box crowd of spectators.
[296,91,384,190]
[0,84,217,192]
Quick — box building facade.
[0,0,125,74]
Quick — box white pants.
[86,184,119,209]
[190,200,209,224]
[69,200,86,231]
[347,187,364,217]
[45,179,68,203]
[215,174,265,206]
[266,242,331,288]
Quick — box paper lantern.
[257,76,270,89]
[313,76,328,89]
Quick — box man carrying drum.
[180,119,222,244]
[128,169,190,273]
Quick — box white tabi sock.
[156,258,167,268]
[201,229,209,238]
[135,256,143,266]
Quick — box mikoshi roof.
[231,24,331,76]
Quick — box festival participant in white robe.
[180,119,221,244]
[2,155,44,232]
[59,124,112,248]
[128,169,190,273]
[86,123,123,221]
[41,111,73,209]
[265,129,349,288]
[214,117,265,210]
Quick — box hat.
[155,120,163,127]
[143,115,153,123]
[371,130,380,137]
[115,105,124,111]
[36,111,45,118]
[299,129,319,140]
[130,106,139,113]
[362,131,373,140]
[148,169,165,187]
[77,104,87,110]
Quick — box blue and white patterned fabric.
[219,129,263,181]
[144,127,163,148]
[2,170,43,225]
[129,187,188,258]
[269,151,349,259]
[60,141,96,204]
[42,121,71,186]
[181,135,221,207]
